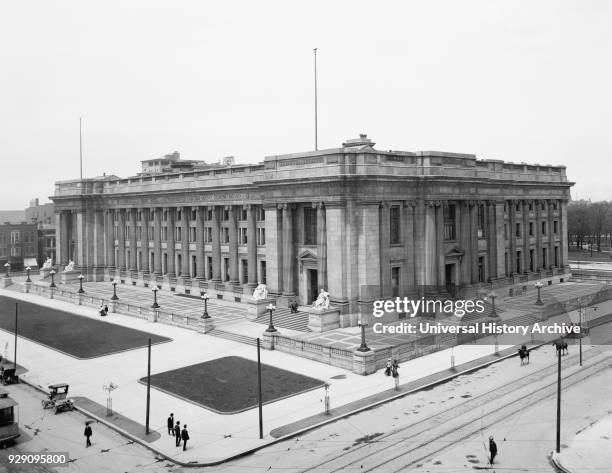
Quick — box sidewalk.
[1,281,611,466]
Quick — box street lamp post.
[3,262,10,278]
[265,303,277,332]
[201,293,210,319]
[25,266,31,283]
[151,287,160,309]
[356,321,370,352]
[535,281,544,306]
[49,269,56,288]
[487,290,498,317]
[111,280,119,301]
[77,274,85,294]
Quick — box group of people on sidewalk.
[167,413,190,451]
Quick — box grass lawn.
[140,356,325,414]
[569,249,612,262]
[0,295,171,359]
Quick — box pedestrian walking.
[174,421,181,446]
[489,436,497,465]
[181,424,190,451]
[391,359,399,378]
[104,305,109,316]
[384,358,392,376]
[167,413,174,436]
[84,423,93,447]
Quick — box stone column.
[435,203,445,287]
[459,201,471,286]
[547,200,555,268]
[141,208,150,273]
[264,204,282,294]
[166,207,175,276]
[414,199,426,289]
[358,203,381,302]
[403,202,416,291]
[117,209,126,271]
[282,203,294,295]
[196,207,205,279]
[316,202,327,291]
[92,210,105,279]
[424,201,437,286]
[129,209,137,272]
[105,210,115,270]
[228,205,239,285]
[246,204,258,287]
[508,200,516,275]
[74,211,87,269]
[494,202,506,277]
[560,199,568,268]
[181,206,190,277]
[486,201,498,280]
[379,203,391,297]
[58,211,70,266]
[153,208,162,275]
[535,200,543,269]
[211,206,221,281]
[326,203,347,303]
[522,200,530,273]
[470,203,479,283]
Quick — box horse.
[518,345,530,365]
[553,340,568,356]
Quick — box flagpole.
[313,48,318,151]
[79,117,83,180]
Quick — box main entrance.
[308,269,318,304]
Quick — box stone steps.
[206,328,258,347]
[254,308,311,332]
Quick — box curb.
[550,452,574,473]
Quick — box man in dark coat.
[181,424,190,451]
[167,413,174,436]
[174,421,181,446]
[489,436,498,465]
[84,424,92,447]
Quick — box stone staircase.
[254,307,311,332]
[206,328,258,346]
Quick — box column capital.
[311,202,325,209]
[404,200,417,208]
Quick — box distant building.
[139,151,231,175]
[0,210,25,224]
[0,222,38,270]
[25,198,56,265]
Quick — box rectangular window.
[554,246,559,266]
[241,259,248,284]
[148,226,154,241]
[542,222,546,235]
[304,207,317,245]
[516,251,521,274]
[478,256,485,282]
[136,226,142,240]
[257,228,266,245]
[240,228,248,244]
[528,202,533,211]
[443,205,456,241]
[504,224,508,240]
[125,226,130,240]
[542,247,547,268]
[163,210,168,221]
[206,227,212,243]
[177,209,182,221]
[553,221,558,234]
[223,227,229,243]
[223,257,230,281]
[477,205,486,238]
[390,205,401,244]
[190,227,197,242]
[240,209,247,221]
[162,227,167,241]
[529,249,535,272]
[207,209,213,221]
[11,247,21,256]
[504,251,508,276]
[175,227,181,241]
[515,202,521,212]
[257,207,265,221]
[223,209,229,221]
[10,231,20,244]
[207,256,212,279]
[191,209,197,221]
[529,222,534,236]
[515,223,521,237]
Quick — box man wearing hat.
[489,435,498,465]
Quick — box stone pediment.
[446,246,465,258]
[298,250,318,262]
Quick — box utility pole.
[313,48,318,151]
[556,346,561,453]
[257,338,263,439]
[14,303,18,371]
[145,338,151,434]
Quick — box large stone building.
[51,135,572,324]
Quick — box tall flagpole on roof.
[314,48,318,151]
[79,117,83,180]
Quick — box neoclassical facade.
[51,135,572,323]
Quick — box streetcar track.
[299,346,608,473]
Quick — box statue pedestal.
[39,268,52,280]
[1,277,13,289]
[60,270,81,284]
[352,349,378,375]
[247,298,274,320]
[306,307,341,332]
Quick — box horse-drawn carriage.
[41,383,74,414]
[0,368,18,386]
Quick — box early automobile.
[42,383,74,414]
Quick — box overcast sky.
[1,0,610,209]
